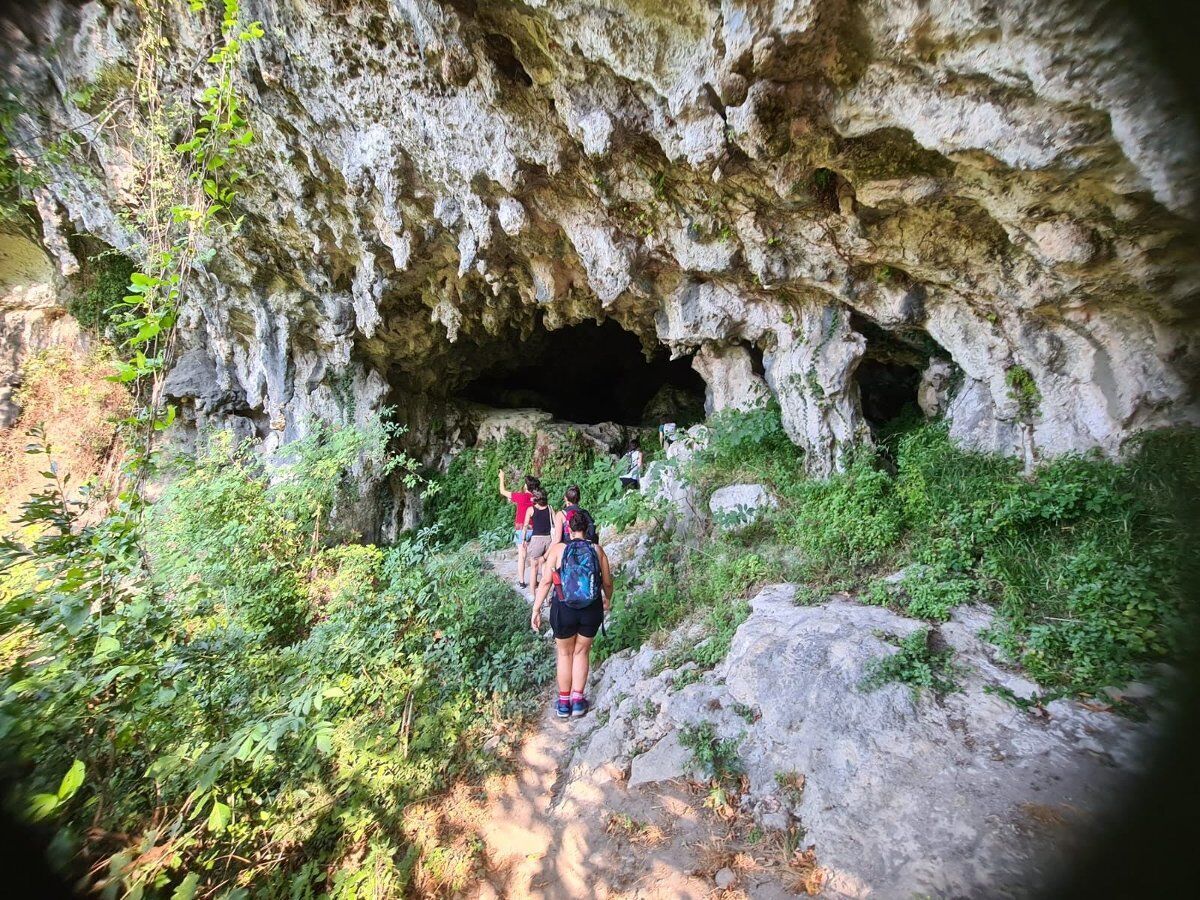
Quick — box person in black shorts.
[531,511,613,718]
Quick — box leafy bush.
[68,251,136,332]
[147,419,403,643]
[859,628,960,700]
[773,457,904,578]
[597,550,687,660]
[686,403,797,495]
[893,425,1198,691]
[683,408,1199,696]
[0,421,550,897]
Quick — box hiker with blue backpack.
[532,510,613,718]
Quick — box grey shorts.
[527,534,551,560]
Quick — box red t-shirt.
[511,491,534,527]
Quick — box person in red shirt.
[499,469,540,587]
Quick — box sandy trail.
[468,547,800,899]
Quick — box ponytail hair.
[568,509,592,537]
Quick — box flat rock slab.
[628,730,690,787]
[568,583,1155,899]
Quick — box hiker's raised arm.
[498,469,510,500]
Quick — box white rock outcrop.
[691,343,770,416]
[0,0,1196,483]
[569,584,1154,898]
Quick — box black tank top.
[531,505,552,536]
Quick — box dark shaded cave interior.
[852,315,943,430]
[458,319,706,427]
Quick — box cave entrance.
[852,315,938,432]
[459,319,706,426]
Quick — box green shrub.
[68,251,135,332]
[0,419,551,896]
[892,424,1198,692]
[678,721,742,784]
[686,403,799,495]
[774,456,905,577]
[148,419,401,643]
[859,628,960,700]
[680,408,1198,696]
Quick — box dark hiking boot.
[555,697,571,719]
[571,697,589,718]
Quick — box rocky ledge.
[562,584,1155,899]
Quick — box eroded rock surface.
[709,482,778,529]
[568,584,1152,899]
[2,0,1198,488]
[0,231,86,426]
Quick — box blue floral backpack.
[558,539,601,609]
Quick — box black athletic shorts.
[549,598,603,639]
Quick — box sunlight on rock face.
[0,0,1195,482]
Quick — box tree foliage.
[0,421,550,896]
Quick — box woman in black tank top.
[521,490,555,591]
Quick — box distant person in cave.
[532,510,613,719]
[658,421,678,449]
[552,484,598,546]
[499,469,540,587]
[520,488,555,592]
[618,437,643,491]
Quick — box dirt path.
[469,547,800,899]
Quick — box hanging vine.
[111,0,263,487]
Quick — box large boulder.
[708,483,778,529]
[566,585,1151,899]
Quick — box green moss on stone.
[836,128,955,181]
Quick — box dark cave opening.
[857,356,923,426]
[459,320,706,427]
[483,33,532,86]
[852,315,940,430]
[745,340,766,378]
